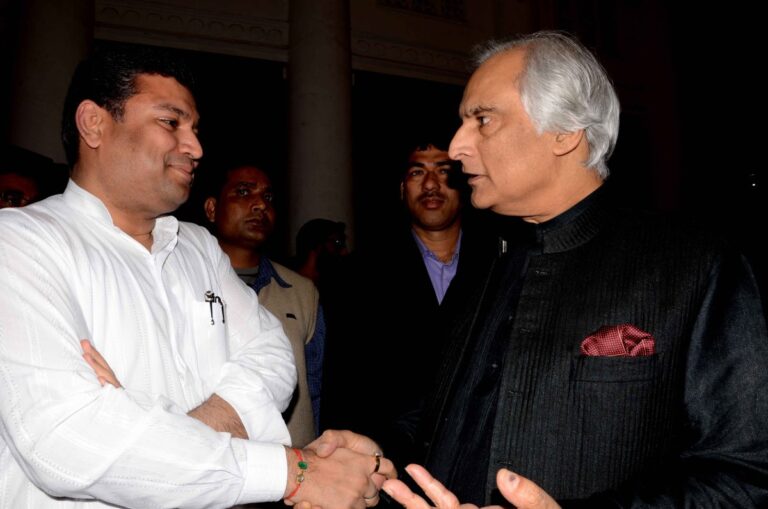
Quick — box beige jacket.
[255,260,319,448]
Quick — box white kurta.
[0,180,296,508]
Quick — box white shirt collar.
[63,179,179,254]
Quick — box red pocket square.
[580,324,656,357]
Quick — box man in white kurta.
[0,180,296,508]
[0,46,390,509]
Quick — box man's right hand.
[308,429,383,460]
[306,429,398,493]
[284,444,396,509]
[82,340,396,507]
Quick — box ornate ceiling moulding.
[351,33,470,84]
[94,1,469,83]
[94,0,289,61]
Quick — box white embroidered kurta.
[0,181,296,508]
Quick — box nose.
[250,195,267,211]
[422,169,440,190]
[448,123,469,161]
[180,129,203,162]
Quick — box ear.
[75,100,108,150]
[552,129,585,157]
[203,197,217,223]
[399,182,404,200]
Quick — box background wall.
[1,0,763,283]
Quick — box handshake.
[282,430,395,509]
[82,341,559,509]
[81,340,396,508]
[282,432,561,509]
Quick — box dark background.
[9,3,765,289]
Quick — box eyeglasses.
[327,236,346,249]
[0,189,33,208]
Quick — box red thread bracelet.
[285,448,307,501]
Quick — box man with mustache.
[322,139,492,472]
[375,142,477,459]
[401,142,464,296]
[204,164,324,449]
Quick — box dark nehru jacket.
[364,226,493,466]
[421,186,768,507]
[321,222,493,469]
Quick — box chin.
[163,196,189,214]
[470,195,492,211]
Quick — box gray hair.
[474,31,620,179]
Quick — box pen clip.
[204,290,215,325]
[204,290,225,325]
[214,295,225,324]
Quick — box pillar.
[287,0,353,252]
[8,0,93,163]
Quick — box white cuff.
[233,439,288,504]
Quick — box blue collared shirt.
[412,229,462,304]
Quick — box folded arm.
[0,220,289,507]
[83,341,249,440]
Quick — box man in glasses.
[0,170,38,208]
[0,144,54,208]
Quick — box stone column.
[287,0,353,252]
[8,0,93,163]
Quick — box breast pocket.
[571,353,659,383]
[192,300,229,393]
[569,352,670,487]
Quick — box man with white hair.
[382,31,768,508]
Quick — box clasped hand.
[286,430,397,509]
[81,339,398,508]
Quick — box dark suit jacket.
[321,224,492,466]
[421,188,768,507]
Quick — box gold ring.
[372,452,382,474]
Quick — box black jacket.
[321,224,493,468]
[421,188,768,507]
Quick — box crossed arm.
[82,336,555,509]
[82,339,246,438]
[82,339,553,509]
[82,340,397,508]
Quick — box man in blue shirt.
[322,138,493,476]
[401,142,463,303]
